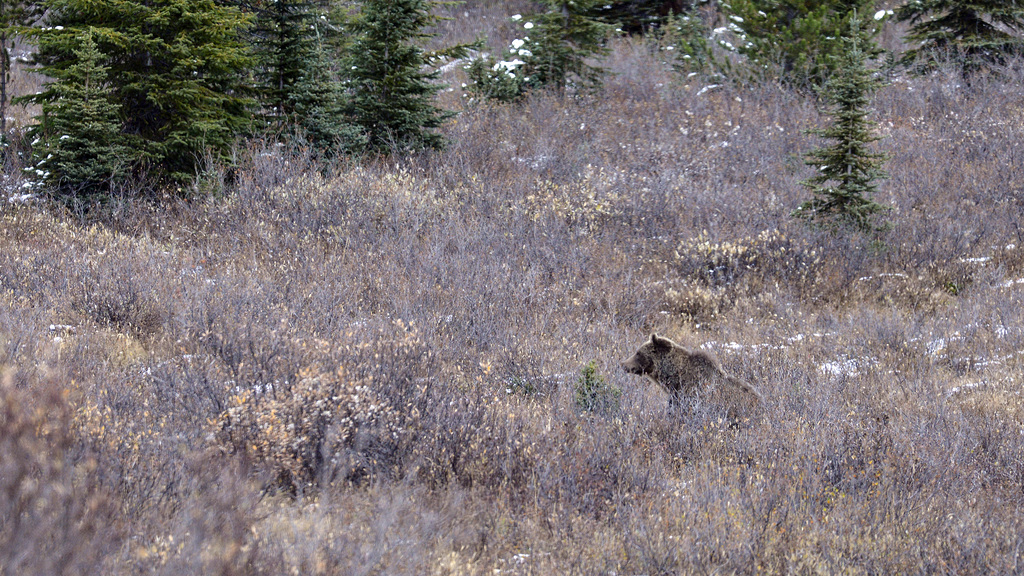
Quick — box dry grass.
[3,7,1024,574]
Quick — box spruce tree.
[794,15,890,234]
[250,0,320,127]
[587,0,694,34]
[344,0,451,153]
[34,30,134,197]
[21,0,253,186]
[249,0,363,154]
[522,0,614,93]
[724,0,881,89]
[661,11,718,80]
[466,1,613,101]
[287,41,366,154]
[895,0,1024,73]
[248,0,337,125]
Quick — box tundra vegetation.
[2,1,1024,574]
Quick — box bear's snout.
[621,354,647,375]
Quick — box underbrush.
[2,31,1024,574]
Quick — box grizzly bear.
[621,333,763,416]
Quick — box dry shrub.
[0,370,121,575]
[991,242,1024,280]
[125,455,262,576]
[665,228,823,319]
[410,389,541,494]
[849,269,956,312]
[521,167,626,233]
[5,27,1024,574]
[217,365,404,492]
[663,224,980,319]
[70,264,165,340]
[948,374,1024,426]
[73,369,194,519]
[215,320,435,493]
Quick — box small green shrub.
[660,12,720,81]
[574,360,620,413]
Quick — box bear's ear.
[650,333,672,348]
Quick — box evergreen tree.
[20,0,253,185]
[33,29,134,197]
[895,0,1024,73]
[794,15,890,234]
[250,0,318,126]
[249,0,363,153]
[524,0,614,93]
[344,0,452,153]
[467,1,613,101]
[724,0,881,89]
[288,41,366,154]
[661,10,718,80]
[587,0,694,34]
[249,0,328,126]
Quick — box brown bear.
[621,333,763,416]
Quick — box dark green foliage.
[465,56,526,103]
[20,0,253,186]
[723,0,882,89]
[249,0,363,154]
[660,11,719,80]
[520,0,615,93]
[33,30,134,198]
[344,0,452,153]
[895,0,1024,73]
[794,16,890,234]
[287,43,367,154]
[574,361,621,414]
[467,1,614,102]
[250,0,322,125]
[587,0,694,34]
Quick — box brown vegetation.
[3,7,1024,574]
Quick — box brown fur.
[621,333,763,415]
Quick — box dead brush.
[216,364,404,493]
[665,228,824,320]
[0,370,121,575]
[214,320,437,493]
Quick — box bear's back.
[661,346,725,393]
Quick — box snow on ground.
[701,320,1022,388]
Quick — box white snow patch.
[947,381,988,397]
[858,273,909,281]
[820,358,862,377]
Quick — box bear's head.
[621,333,675,376]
